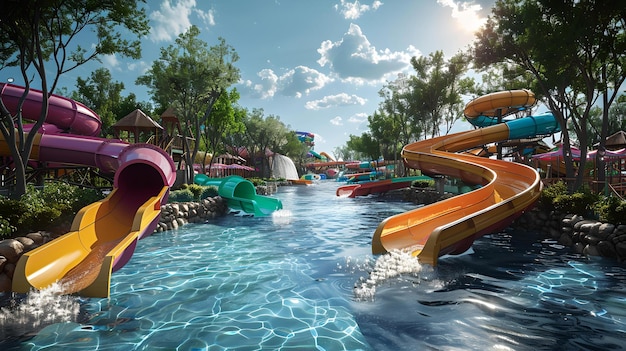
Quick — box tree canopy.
[473,0,626,191]
[0,0,148,197]
[70,68,152,138]
[137,25,240,183]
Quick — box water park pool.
[2,180,626,350]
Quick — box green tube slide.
[194,174,283,216]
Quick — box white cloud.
[101,54,121,70]
[195,7,215,26]
[348,112,368,124]
[334,0,383,20]
[239,66,332,99]
[149,0,196,42]
[304,93,367,110]
[330,116,343,126]
[127,61,150,75]
[279,66,333,98]
[243,69,279,99]
[437,0,487,33]
[317,23,419,83]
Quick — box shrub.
[200,186,219,200]
[187,184,204,200]
[540,181,568,211]
[540,181,599,217]
[552,191,598,217]
[168,189,194,203]
[0,198,29,231]
[0,218,16,239]
[412,179,434,188]
[595,196,626,225]
[249,178,266,186]
[0,182,106,236]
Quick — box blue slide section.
[505,112,561,139]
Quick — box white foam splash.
[272,209,293,225]
[0,283,81,339]
[353,249,422,301]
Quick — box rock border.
[513,207,625,261]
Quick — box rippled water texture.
[1,181,626,350]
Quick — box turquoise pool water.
[1,181,626,350]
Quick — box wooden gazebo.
[113,109,163,143]
[605,131,626,150]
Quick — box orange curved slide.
[372,91,558,266]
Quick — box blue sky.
[2,0,496,159]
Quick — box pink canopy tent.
[204,163,255,177]
[587,148,626,160]
[531,146,581,161]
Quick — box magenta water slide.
[1,83,176,297]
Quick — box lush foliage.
[226,108,308,178]
[168,189,195,203]
[70,68,153,138]
[473,0,626,191]
[595,196,626,225]
[0,0,149,198]
[137,25,240,183]
[0,183,104,239]
[248,178,267,187]
[168,184,219,203]
[539,181,626,221]
[412,179,435,188]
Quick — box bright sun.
[455,8,487,33]
[440,0,488,34]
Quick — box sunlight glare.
[439,0,488,34]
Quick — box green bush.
[0,218,16,238]
[249,178,266,186]
[412,179,434,188]
[200,186,219,200]
[552,190,598,217]
[187,184,204,200]
[0,198,29,231]
[0,182,106,237]
[540,181,599,217]
[168,189,194,203]
[540,181,568,211]
[595,196,626,225]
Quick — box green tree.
[376,74,412,167]
[473,0,626,192]
[333,145,357,162]
[0,0,148,198]
[237,109,296,178]
[346,133,380,161]
[367,109,400,161]
[408,51,475,138]
[202,89,245,173]
[70,68,152,138]
[137,25,240,184]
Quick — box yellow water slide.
[372,90,560,266]
[1,83,176,297]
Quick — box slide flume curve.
[194,174,282,216]
[372,90,560,266]
[1,83,176,297]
